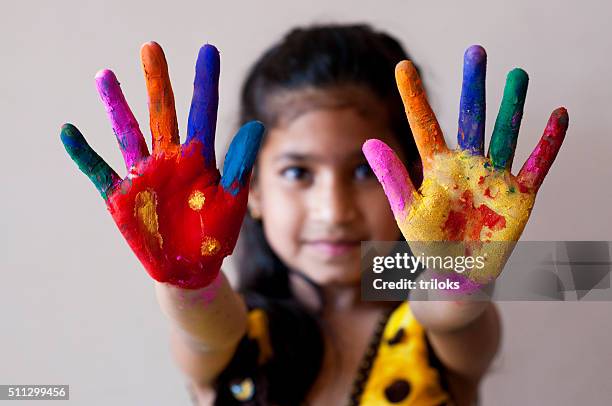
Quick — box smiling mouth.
[304,240,363,257]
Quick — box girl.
[61,24,567,405]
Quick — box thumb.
[362,139,417,219]
[220,121,265,195]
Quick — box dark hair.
[215,23,422,405]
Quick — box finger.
[517,108,568,192]
[95,69,149,170]
[458,45,487,154]
[362,139,417,219]
[489,68,529,169]
[60,123,121,200]
[395,61,448,170]
[186,44,220,167]
[220,121,265,195]
[140,41,180,156]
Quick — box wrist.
[410,298,490,334]
[155,271,248,349]
[145,256,224,290]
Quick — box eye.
[354,162,374,180]
[281,166,311,182]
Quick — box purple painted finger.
[95,69,149,169]
[362,139,417,218]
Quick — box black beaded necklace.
[346,306,395,406]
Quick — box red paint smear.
[484,188,493,198]
[517,107,568,192]
[478,176,485,185]
[443,211,467,240]
[106,141,248,289]
[478,204,506,230]
[443,190,506,241]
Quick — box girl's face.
[249,91,406,287]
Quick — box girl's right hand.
[61,42,264,289]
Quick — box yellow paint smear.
[134,189,163,249]
[188,190,206,211]
[200,236,221,256]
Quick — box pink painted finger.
[95,69,149,169]
[363,139,417,218]
[517,107,568,192]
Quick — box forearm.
[154,270,248,351]
[411,300,500,405]
[411,300,500,404]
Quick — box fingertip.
[140,41,161,53]
[362,139,392,162]
[550,107,569,133]
[140,41,165,66]
[553,107,569,122]
[244,119,265,133]
[239,120,265,155]
[362,138,376,156]
[94,69,120,95]
[231,121,265,161]
[464,45,487,62]
[220,121,266,193]
[60,122,76,133]
[361,139,403,181]
[195,43,220,77]
[395,60,416,80]
[395,59,412,70]
[507,68,529,87]
[200,43,220,59]
[60,123,81,141]
[362,139,415,214]
[94,68,116,82]
[395,60,421,96]
[60,123,87,154]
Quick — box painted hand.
[363,45,568,287]
[61,42,264,289]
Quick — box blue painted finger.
[458,45,487,154]
[186,44,220,167]
[220,121,265,195]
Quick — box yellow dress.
[226,301,453,406]
[357,302,451,405]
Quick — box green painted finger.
[60,123,121,200]
[489,68,529,169]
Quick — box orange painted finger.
[395,61,448,169]
[141,42,179,156]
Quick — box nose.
[309,172,359,226]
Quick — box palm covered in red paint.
[61,42,263,289]
[364,46,568,286]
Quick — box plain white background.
[1,0,611,404]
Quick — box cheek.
[360,188,402,241]
[259,183,304,259]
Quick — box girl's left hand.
[363,45,568,288]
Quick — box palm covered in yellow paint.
[410,152,532,243]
